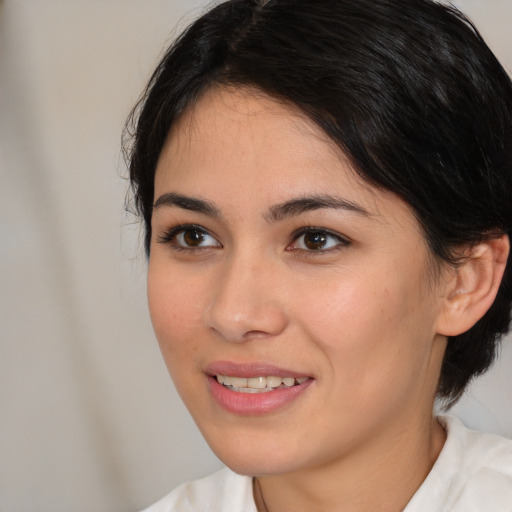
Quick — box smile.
[216,375,310,393]
[208,368,314,415]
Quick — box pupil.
[304,232,327,250]
[184,229,204,246]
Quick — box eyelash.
[288,227,350,254]
[157,224,350,254]
[157,224,221,251]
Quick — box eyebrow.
[152,192,370,221]
[264,194,371,223]
[153,192,220,217]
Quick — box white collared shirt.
[142,415,512,511]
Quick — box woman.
[124,0,512,510]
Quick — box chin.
[217,450,304,477]
[199,425,315,477]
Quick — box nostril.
[242,330,273,339]
[206,308,288,343]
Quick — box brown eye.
[183,228,206,246]
[303,232,328,250]
[290,229,348,252]
[158,225,221,249]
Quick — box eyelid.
[156,223,349,253]
[287,226,351,252]
[157,223,221,249]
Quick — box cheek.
[147,266,212,412]
[295,266,434,385]
[147,264,205,366]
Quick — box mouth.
[215,375,310,393]
[206,363,314,415]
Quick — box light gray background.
[1,1,510,511]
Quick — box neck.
[254,413,446,512]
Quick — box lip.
[205,361,311,379]
[205,361,314,415]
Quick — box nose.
[204,253,288,342]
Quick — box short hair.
[124,0,512,406]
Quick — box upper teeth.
[216,374,308,392]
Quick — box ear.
[436,235,509,337]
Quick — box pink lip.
[205,361,311,379]
[205,361,314,416]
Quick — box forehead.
[155,86,413,226]
[164,86,346,172]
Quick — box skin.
[148,87,452,512]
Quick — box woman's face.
[148,87,448,476]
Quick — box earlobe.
[436,235,509,337]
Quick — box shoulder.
[443,415,512,510]
[140,467,256,512]
[406,415,512,512]
[439,415,512,478]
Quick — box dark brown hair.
[124,0,512,406]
